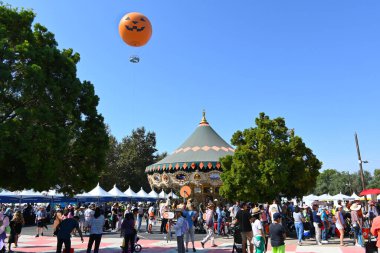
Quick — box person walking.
[293,206,305,245]
[269,213,286,253]
[312,205,322,245]
[235,202,252,253]
[173,209,186,253]
[350,202,364,247]
[121,212,136,253]
[35,206,47,237]
[138,203,145,233]
[56,216,84,253]
[251,207,265,253]
[184,203,197,252]
[0,211,10,253]
[201,203,217,248]
[8,211,24,251]
[86,207,105,253]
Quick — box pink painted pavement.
[6,235,366,253]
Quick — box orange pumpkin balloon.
[118,12,152,47]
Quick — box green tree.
[100,127,165,192]
[220,113,322,202]
[0,4,108,194]
[368,169,380,189]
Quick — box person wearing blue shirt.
[184,204,197,252]
[216,205,223,236]
[320,207,329,244]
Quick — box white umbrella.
[124,186,137,199]
[108,184,128,199]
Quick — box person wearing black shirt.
[312,204,322,245]
[269,212,286,253]
[56,217,84,253]
[235,202,252,253]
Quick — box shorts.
[37,221,45,227]
[336,223,344,230]
[241,231,253,245]
[272,244,285,253]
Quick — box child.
[269,213,286,253]
[173,209,186,253]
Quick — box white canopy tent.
[15,189,52,202]
[77,183,114,201]
[124,186,137,199]
[332,192,354,201]
[168,190,179,199]
[148,190,159,200]
[158,189,167,199]
[351,192,361,200]
[316,193,333,201]
[136,187,152,201]
[108,184,129,200]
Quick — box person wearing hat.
[173,209,186,253]
[251,207,265,253]
[269,213,286,253]
[200,203,217,248]
[350,202,364,247]
[235,202,252,253]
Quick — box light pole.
[355,132,368,209]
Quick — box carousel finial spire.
[200,110,209,125]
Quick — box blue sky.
[6,0,380,174]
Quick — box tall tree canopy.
[0,4,109,194]
[314,169,373,195]
[99,127,166,192]
[220,113,322,202]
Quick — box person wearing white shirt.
[173,209,185,253]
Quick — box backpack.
[181,218,189,235]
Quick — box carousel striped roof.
[145,112,234,173]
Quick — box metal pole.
[355,132,367,209]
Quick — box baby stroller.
[121,234,142,253]
[302,222,311,240]
[231,225,245,253]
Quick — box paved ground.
[4,224,366,253]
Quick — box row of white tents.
[0,183,179,203]
[302,192,379,206]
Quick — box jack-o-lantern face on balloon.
[119,12,152,47]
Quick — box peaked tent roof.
[146,112,234,172]
[108,184,128,198]
[332,192,353,200]
[77,183,113,200]
[136,187,153,200]
[148,190,159,199]
[158,189,168,199]
[124,186,137,198]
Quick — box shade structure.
[168,190,179,199]
[158,189,167,199]
[316,193,333,201]
[360,188,380,196]
[42,189,76,203]
[303,194,318,201]
[148,190,159,200]
[15,189,52,202]
[108,184,129,200]
[332,192,354,201]
[351,192,360,200]
[124,186,137,199]
[0,189,20,203]
[77,183,114,202]
[135,187,153,201]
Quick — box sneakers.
[211,244,218,247]
[41,232,44,236]
[317,242,322,245]
[201,242,204,248]
[193,248,196,252]
[297,241,302,246]
[35,234,39,237]
[355,243,363,247]
[321,240,328,244]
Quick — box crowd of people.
[1,197,380,253]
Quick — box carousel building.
[145,112,234,202]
